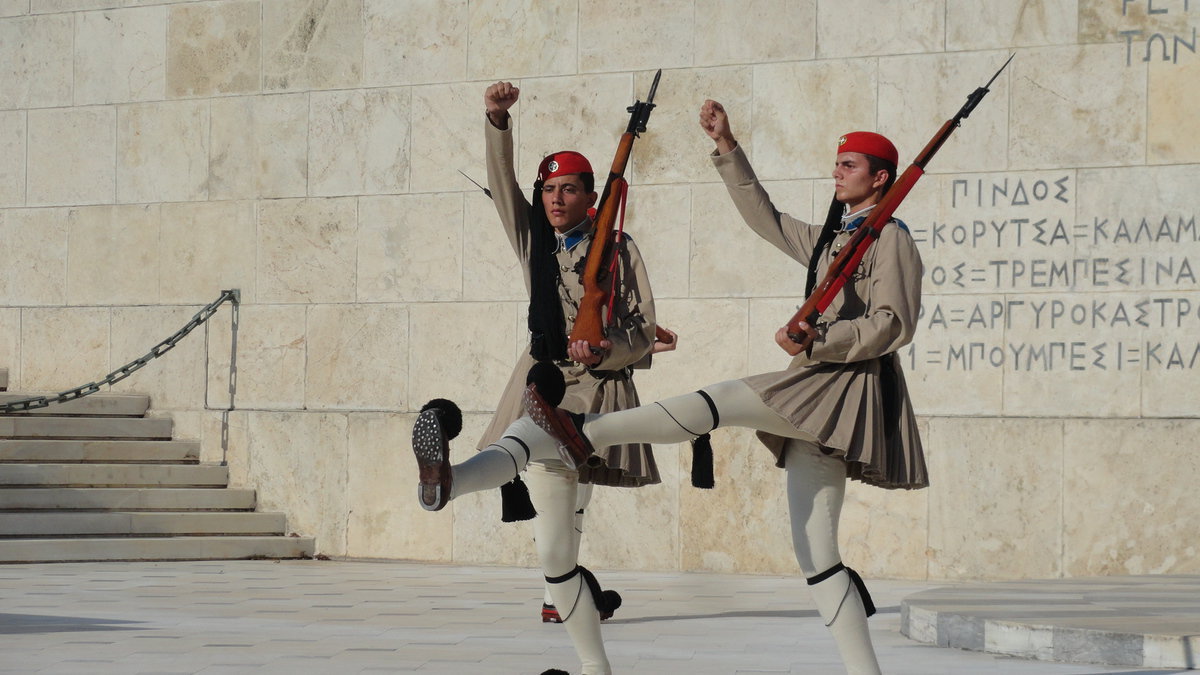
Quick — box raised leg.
[581,379,803,448]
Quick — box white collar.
[840,204,876,230]
[553,218,593,252]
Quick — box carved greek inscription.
[1119,0,1198,64]
[907,172,1198,372]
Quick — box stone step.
[0,464,228,488]
[0,535,315,563]
[0,511,287,537]
[0,393,150,417]
[901,576,1200,670]
[0,416,172,440]
[0,439,199,463]
[0,487,256,511]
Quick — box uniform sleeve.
[809,224,923,363]
[711,144,823,264]
[594,235,656,372]
[484,118,533,265]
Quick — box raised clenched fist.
[485,81,520,114]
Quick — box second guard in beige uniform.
[478,82,669,624]
[410,81,673,675]
[519,101,928,675]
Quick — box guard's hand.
[568,339,611,367]
[775,324,813,356]
[652,327,678,354]
[699,99,736,153]
[485,81,519,114]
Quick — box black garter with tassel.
[806,561,876,618]
[690,434,714,489]
[500,476,536,522]
[499,362,569,523]
[689,390,719,489]
[545,565,622,620]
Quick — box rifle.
[785,54,1014,348]
[569,70,662,353]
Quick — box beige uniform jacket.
[477,119,661,488]
[715,145,928,490]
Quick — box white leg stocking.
[545,483,592,606]
[784,442,881,675]
[525,462,610,675]
[450,417,560,499]
[582,379,800,447]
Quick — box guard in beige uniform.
[521,101,928,675]
[478,81,670,625]
[410,81,671,675]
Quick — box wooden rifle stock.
[570,133,636,348]
[785,55,1013,349]
[569,70,662,351]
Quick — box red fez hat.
[837,132,898,166]
[537,151,593,183]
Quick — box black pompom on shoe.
[413,399,461,512]
[540,670,570,675]
[598,589,622,620]
[526,361,566,406]
[420,398,462,439]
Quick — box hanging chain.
[0,289,240,414]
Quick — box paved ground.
[0,559,1191,674]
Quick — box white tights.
[448,418,611,675]
[784,440,882,675]
[541,482,592,606]
[445,381,881,674]
[582,379,882,675]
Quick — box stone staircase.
[0,367,315,563]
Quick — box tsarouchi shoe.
[412,399,460,511]
[541,602,618,623]
[522,383,597,470]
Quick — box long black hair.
[527,178,569,362]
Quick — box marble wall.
[1,0,1197,581]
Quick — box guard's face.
[833,152,888,211]
[541,175,597,233]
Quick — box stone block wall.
[1,0,1196,581]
